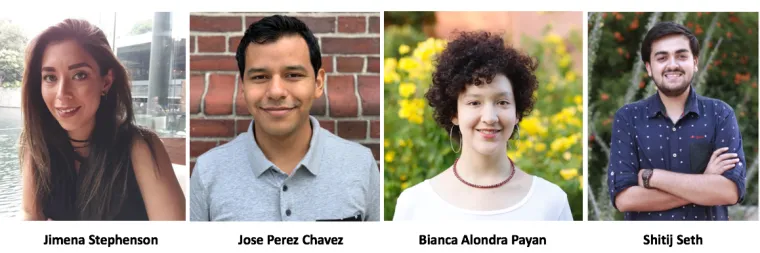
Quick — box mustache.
[257,100,302,109]
[662,68,685,75]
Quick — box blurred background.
[587,12,758,220]
[0,12,188,219]
[384,11,583,220]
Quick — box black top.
[42,151,149,221]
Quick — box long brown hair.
[20,19,155,220]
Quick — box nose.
[266,75,287,100]
[664,57,680,71]
[481,103,498,125]
[55,77,73,101]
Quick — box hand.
[704,147,739,175]
[637,169,646,187]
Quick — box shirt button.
[672,127,676,132]
[673,153,677,158]
[286,209,292,216]
[283,185,288,192]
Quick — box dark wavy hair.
[641,21,700,64]
[425,31,538,142]
[20,19,157,220]
[235,15,322,79]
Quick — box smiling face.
[645,34,698,97]
[40,39,112,137]
[241,35,325,137]
[452,74,517,156]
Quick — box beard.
[653,69,694,97]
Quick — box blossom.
[398,44,410,55]
[385,151,396,163]
[560,168,579,180]
[399,82,416,98]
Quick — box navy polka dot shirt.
[607,88,746,220]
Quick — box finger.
[711,147,730,161]
[720,163,737,173]
[715,153,739,163]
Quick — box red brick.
[191,16,242,32]
[229,35,243,53]
[322,37,380,54]
[190,119,234,137]
[236,87,250,116]
[321,56,333,73]
[366,57,379,73]
[236,119,252,135]
[362,143,380,161]
[319,120,335,134]
[190,36,196,53]
[338,17,365,33]
[358,75,380,116]
[245,16,335,33]
[336,56,364,73]
[190,55,237,72]
[370,120,380,138]
[337,120,367,140]
[327,75,358,117]
[197,36,226,53]
[368,16,380,34]
[189,75,204,114]
[310,91,327,116]
[204,74,236,115]
[190,162,196,176]
[190,141,218,157]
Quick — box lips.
[260,106,296,117]
[55,106,81,118]
[663,72,684,80]
[477,129,501,139]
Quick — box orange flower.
[629,18,639,30]
[614,32,624,42]
[603,118,612,126]
[617,47,624,55]
[752,82,757,88]
[717,22,721,28]
[686,22,694,29]
[615,13,624,20]
[726,31,733,39]
[639,81,645,89]
[695,25,703,35]
[589,135,595,142]
[601,93,610,101]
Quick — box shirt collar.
[245,116,323,177]
[646,86,700,119]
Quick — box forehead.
[41,39,98,69]
[461,74,513,96]
[651,34,691,53]
[244,35,312,69]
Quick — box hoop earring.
[449,125,461,153]
[508,125,520,150]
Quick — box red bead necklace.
[453,157,516,189]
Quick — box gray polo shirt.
[190,116,380,221]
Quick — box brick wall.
[189,12,381,174]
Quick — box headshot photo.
[588,12,758,220]
[188,12,381,221]
[384,12,583,221]
[0,12,188,221]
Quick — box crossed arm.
[608,110,745,213]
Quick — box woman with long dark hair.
[20,19,185,220]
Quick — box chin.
[471,143,507,156]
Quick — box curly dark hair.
[425,31,538,142]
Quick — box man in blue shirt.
[607,21,746,220]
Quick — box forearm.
[615,186,691,212]
[650,169,739,206]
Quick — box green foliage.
[0,19,26,87]
[384,27,584,221]
[588,12,758,220]
[129,19,153,36]
[383,25,427,59]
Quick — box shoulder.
[130,127,164,163]
[395,180,432,210]
[529,176,569,204]
[614,98,649,120]
[697,95,736,115]
[193,133,250,176]
[319,128,375,163]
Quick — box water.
[0,107,22,219]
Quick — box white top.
[392,176,573,221]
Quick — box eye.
[286,73,305,78]
[497,100,510,106]
[250,75,267,81]
[73,72,88,80]
[42,74,57,83]
[467,101,481,106]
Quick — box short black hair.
[235,15,322,78]
[641,21,700,63]
[426,31,538,142]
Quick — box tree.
[129,19,152,36]
[0,19,26,87]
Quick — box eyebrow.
[463,91,512,98]
[41,62,93,72]
[245,65,308,76]
[654,49,690,57]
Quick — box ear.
[644,62,652,77]
[314,68,325,99]
[693,56,699,72]
[103,69,114,93]
[451,116,459,126]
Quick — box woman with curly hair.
[393,31,572,220]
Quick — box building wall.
[188,12,381,174]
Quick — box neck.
[456,145,513,180]
[254,118,313,175]
[658,86,691,122]
[67,120,95,144]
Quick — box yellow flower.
[550,75,559,84]
[400,174,408,181]
[519,116,547,137]
[544,33,562,45]
[384,139,390,148]
[401,182,409,189]
[560,168,578,180]
[555,43,567,55]
[559,54,571,68]
[384,70,400,84]
[573,95,582,105]
[564,71,577,82]
[398,57,420,72]
[398,44,411,55]
[535,143,547,152]
[398,98,425,124]
[563,151,572,161]
[385,151,396,163]
[399,82,416,98]
[578,177,584,190]
[384,58,397,71]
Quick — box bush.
[384,28,584,220]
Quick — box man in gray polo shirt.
[190,15,380,221]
